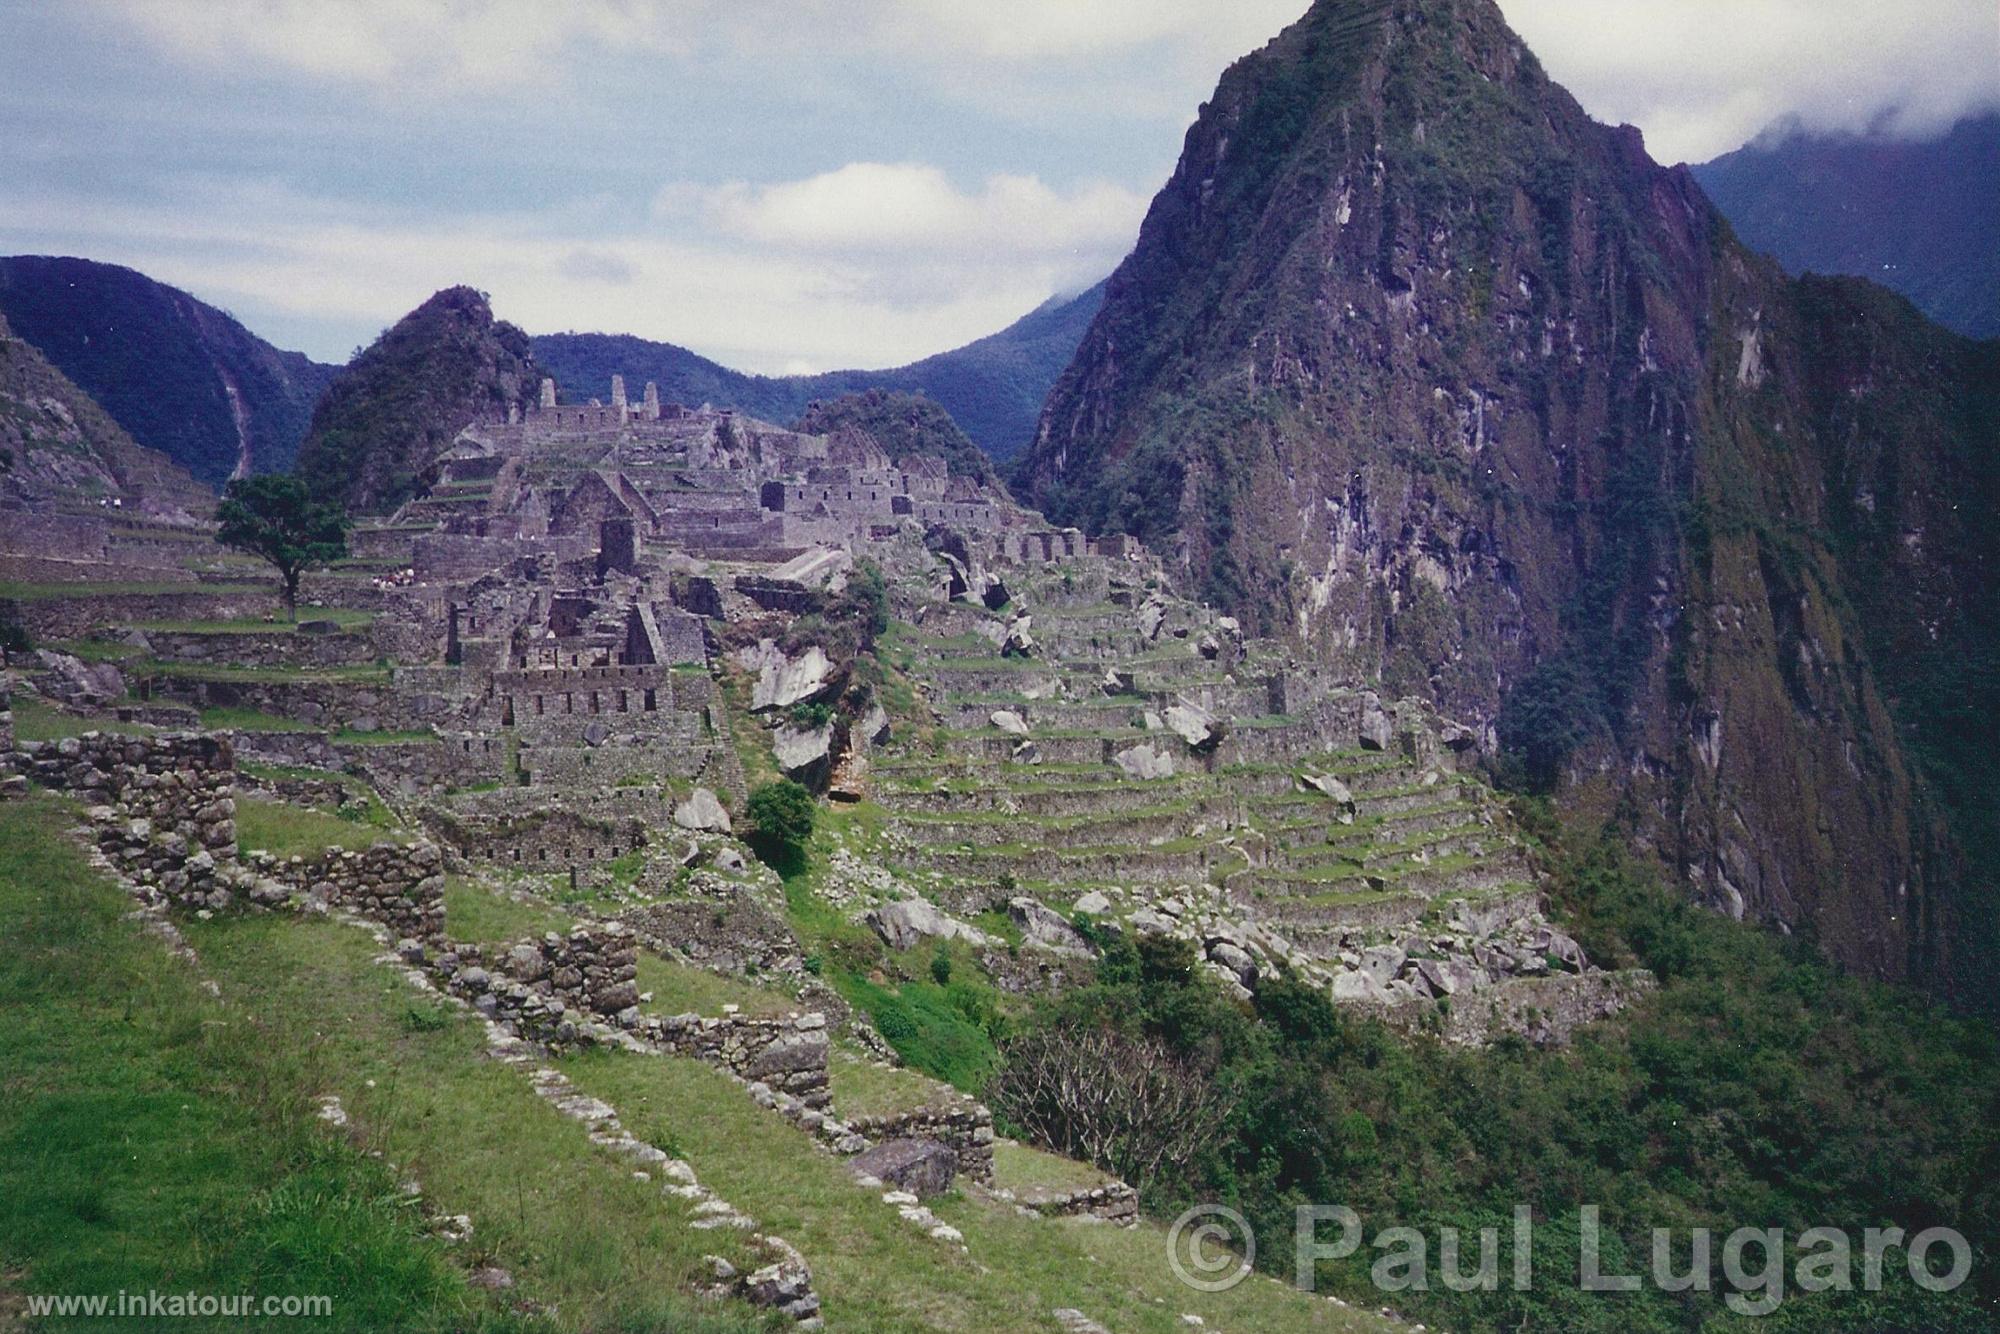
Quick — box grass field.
[235,796,412,859]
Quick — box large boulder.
[1001,616,1037,659]
[990,710,1030,737]
[1008,896,1091,955]
[772,723,833,778]
[751,644,835,712]
[1113,742,1174,781]
[848,1138,958,1199]
[32,651,124,708]
[1358,694,1394,751]
[865,898,995,951]
[673,788,731,833]
[1164,703,1222,752]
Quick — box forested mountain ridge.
[0,255,337,486]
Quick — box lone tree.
[745,779,816,872]
[214,475,349,618]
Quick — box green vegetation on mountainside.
[986,817,2000,1333]
[295,287,539,514]
[0,255,336,485]
[793,388,999,487]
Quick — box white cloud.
[1497,0,2000,162]
[689,163,1147,261]
[0,178,1111,373]
[96,0,687,93]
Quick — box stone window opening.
[644,688,657,711]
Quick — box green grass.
[563,1047,1389,1333]
[636,955,799,1018]
[136,609,375,634]
[0,796,485,1331]
[10,697,154,742]
[991,1140,1116,1196]
[179,901,766,1332]
[133,661,393,685]
[236,797,411,859]
[0,580,264,601]
[826,1049,965,1119]
[201,706,322,733]
[440,878,572,946]
[333,729,436,745]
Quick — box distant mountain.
[794,389,998,488]
[295,287,540,514]
[1694,112,2000,339]
[0,310,211,520]
[530,280,1106,465]
[1017,0,2000,1009]
[0,256,338,487]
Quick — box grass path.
[0,794,760,1333]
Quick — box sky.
[1,0,1992,373]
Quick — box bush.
[745,779,815,872]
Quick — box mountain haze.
[531,280,1106,464]
[1694,112,2000,340]
[0,256,338,487]
[1018,0,2000,1007]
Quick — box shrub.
[745,779,815,871]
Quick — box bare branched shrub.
[987,1026,1229,1192]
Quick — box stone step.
[907,841,1231,888]
[875,776,1210,818]
[1279,826,1506,876]
[884,801,1229,851]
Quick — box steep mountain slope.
[531,280,1105,464]
[0,310,211,519]
[0,256,338,486]
[1017,0,2000,1006]
[295,287,541,514]
[1694,112,2000,339]
[792,389,998,487]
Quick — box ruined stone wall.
[843,1105,995,1184]
[17,732,238,910]
[640,1010,830,1108]
[140,675,432,732]
[0,512,109,560]
[255,841,447,942]
[7,588,277,641]
[340,734,510,796]
[144,629,380,670]
[620,873,805,977]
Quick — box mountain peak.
[1019,0,2000,1009]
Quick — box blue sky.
[2,1,1993,372]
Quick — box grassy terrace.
[991,1140,1117,1197]
[10,697,151,742]
[637,955,800,1018]
[136,609,376,633]
[237,796,412,859]
[564,1048,1387,1332]
[0,580,264,601]
[200,706,323,732]
[133,661,394,684]
[826,1048,967,1118]
[440,877,574,945]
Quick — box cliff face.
[296,287,540,514]
[0,311,212,519]
[1018,0,2000,1004]
[0,255,337,486]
